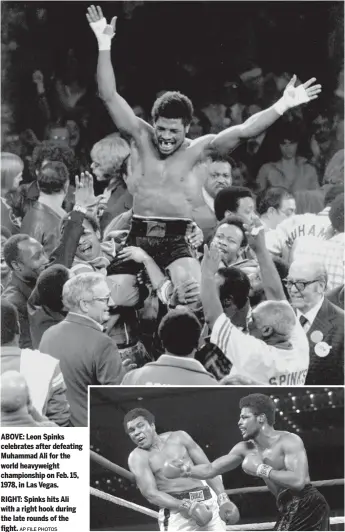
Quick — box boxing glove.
[217,492,240,524]
[163,459,191,479]
[242,453,272,478]
[179,499,213,527]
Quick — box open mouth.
[79,242,92,253]
[137,436,146,445]
[159,140,175,152]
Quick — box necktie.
[299,315,308,329]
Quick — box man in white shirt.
[200,223,309,385]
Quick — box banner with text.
[0,428,89,532]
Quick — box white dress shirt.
[296,296,325,334]
[202,187,215,213]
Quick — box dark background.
[90,387,344,530]
[1,1,344,133]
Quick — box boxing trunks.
[107,215,194,276]
[274,484,330,530]
[158,486,225,532]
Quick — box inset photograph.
[90,387,344,531]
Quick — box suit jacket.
[2,273,35,348]
[39,313,125,426]
[305,298,344,385]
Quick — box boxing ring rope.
[90,450,344,529]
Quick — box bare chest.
[148,441,190,476]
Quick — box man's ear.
[185,124,190,134]
[267,206,276,216]
[11,260,21,273]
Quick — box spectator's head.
[30,141,76,182]
[287,259,327,313]
[151,91,193,157]
[1,152,24,194]
[276,122,301,160]
[295,190,324,215]
[78,213,102,262]
[248,300,296,342]
[211,216,247,266]
[62,272,111,324]
[158,308,201,357]
[1,300,20,346]
[214,186,255,224]
[216,266,250,316]
[323,149,344,186]
[37,161,69,196]
[239,393,275,440]
[90,133,131,184]
[3,234,49,282]
[257,187,296,229]
[324,184,344,207]
[45,123,70,147]
[329,193,344,234]
[123,408,157,449]
[1,226,12,282]
[36,264,71,313]
[1,371,30,415]
[204,152,233,199]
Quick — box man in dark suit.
[39,272,126,426]
[287,259,344,385]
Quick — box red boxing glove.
[217,492,240,524]
[163,459,191,479]
[179,500,213,527]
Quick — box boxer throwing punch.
[165,394,330,531]
[86,5,321,308]
[124,408,239,531]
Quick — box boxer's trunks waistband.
[131,215,192,238]
[167,486,212,502]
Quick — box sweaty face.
[76,220,101,262]
[126,416,155,449]
[204,161,232,199]
[279,139,298,160]
[16,238,49,281]
[287,263,324,312]
[154,117,186,156]
[238,407,261,441]
[212,224,244,265]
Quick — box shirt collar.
[296,296,324,325]
[68,312,103,331]
[202,187,215,213]
[156,354,211,373]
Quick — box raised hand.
[74,171,97,208]
[201,244,221,276]
[86,5,116,44]
[283,75,322,109]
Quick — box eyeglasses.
[84,296,111,305]
[283,279,320,291]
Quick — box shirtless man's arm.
[128,450,183,510]
[208,76,322,153]
[167,443,245,480]
[177,431,225,495]
[86,5,152,141]
[242,433,308,491]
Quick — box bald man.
[1,371,57,427]
[287,259,344,384]
[200,245,309,385]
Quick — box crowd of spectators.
[1,2,344,427]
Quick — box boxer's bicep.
[283,436,308,477]
[128,454,158,497]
